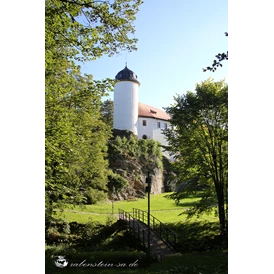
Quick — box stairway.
[119,209,177,256]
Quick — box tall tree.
[164,79,228,236]
[101,99,114,127]
[45,71,113,213]
[45,0,143,217]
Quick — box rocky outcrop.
[108,130,167,200]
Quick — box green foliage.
[45,0,143,218]
[85,187,108,204]
[45,70,111,213]
[46,0,143,63]
[107,133,163,197]
[138,138,163,172]
[101,99,114,127]
[108,171,129,191]
[164,79,228,235]
[45,218,72,245]
[162,156,177,192]
[46,216,136,250]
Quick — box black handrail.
[118,209,149,250]
[132,208,177,251]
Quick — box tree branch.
[203,32,228,72]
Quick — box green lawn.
[54,193,218,224]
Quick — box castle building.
[113,65,171,159]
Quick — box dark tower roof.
[115,65,140,86]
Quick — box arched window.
[142,135,148,140]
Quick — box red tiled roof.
[138,102,170,121]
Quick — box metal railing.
[132,208,177,251]
[118,209,149,250]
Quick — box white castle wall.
[138,117,173,160]
[113,81,139,135]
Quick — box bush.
[85,187,107,204]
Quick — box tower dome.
[115,65,140,86]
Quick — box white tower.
[113,65,140,135]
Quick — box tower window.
[157,122,161,128]
[142,120,147,126]
[142,135,148,140]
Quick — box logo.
[53,256,139,269]
[55,256,69,268]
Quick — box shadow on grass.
[176,201,204,208]
[46,218,227,274]
[163,192,206,209]
[165,220,227,253]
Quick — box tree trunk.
[215,182,227,236]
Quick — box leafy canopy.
[45,0,143,216]
[164,78,228,235]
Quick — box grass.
[55,211,113,224]
[58,192,199,213]
[47,193,227,273]
[54,193,218,224]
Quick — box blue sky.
[80,0,228,110]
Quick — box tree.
[203,32,228,72]
[45,0,143,217]
[45,72,112,213]
[164,79,228,236]
[46,0,143,63]
[101,99,114,127]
